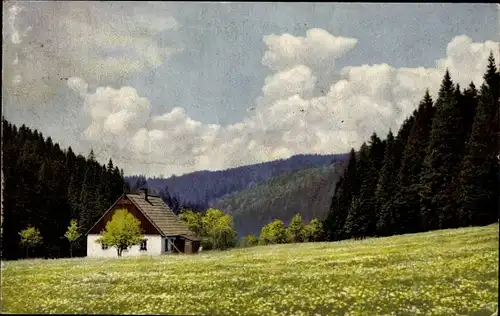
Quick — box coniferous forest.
[1,121,129,259]
[324,53,499,241]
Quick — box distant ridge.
[126,153,348,209]
[212,162,345,237]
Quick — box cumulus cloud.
[2,2,180,107]
[67,29,499,177]
[262,28,358,72]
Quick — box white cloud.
[67,77,88,97]
[69,31,499,177]
[262,28,358,72]
[260,65,317,104]
[2,2,180,106]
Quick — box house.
[86,188,201,257]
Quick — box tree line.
[1,119,129,259]
[179,209,324,249]
[324,53,499,241]
[248,214,324,246]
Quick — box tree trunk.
[69,244,73,258]
[117,247,122,257]
[26,246,29,259]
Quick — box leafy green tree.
[211,213,237,250]
[96,209,143,257]
[201,208,237,250]
[288,214,305,243]
[64,219,81,258]
[19,226,42,258]
[259,219,289,245]
[241,234,258,247]
[179,209,204,237]
[304,218,324,242]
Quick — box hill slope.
[126,153,347,209]
[3,224,498,315]
[212,162,346,237]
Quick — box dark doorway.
[173,238,185,253]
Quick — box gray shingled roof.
[126,193,200,241]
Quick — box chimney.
[139,188,148,200]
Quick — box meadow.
[1,224,498,315]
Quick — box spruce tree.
[461,82,478,140]
[455,54,499,226]
[343,143,370,238]
[375,130,399,236]
[361,133,385,236]
[419,69,464,231]
[79,153,100,231]
[397,91,434,233]
[324,149,357,241]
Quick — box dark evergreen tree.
[455,53,499,226]
[419,69,465,231]
[397,90,435,233]
[375,130,399,236]
[78,152,101,231]
[324,149,357,241]
[461,82,479,140]
[360,133,385,236]
[159,185,174,210]
[343,142,370,238]
[132,175,148,192]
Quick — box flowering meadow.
[1,224,498,315]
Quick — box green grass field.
[1,224,498,315]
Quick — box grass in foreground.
[1,224,498,315]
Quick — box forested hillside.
[324,53,499,241]
[126,153,348,212]
[1,119,129,259]
[213,162,345,237]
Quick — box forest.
[1,122,128,259]
[324,53,499,241]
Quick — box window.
[101,243,108,250]
[140,239,147,251]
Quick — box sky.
[2,2,499,177]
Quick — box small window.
[140,239,147,251]
[101,243,108,250]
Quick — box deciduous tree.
[64,219,81,258]
[259,219,289,245]
[304,218,324,242]
[19,226,42,258]
[96,209,143,257]
[288,214,306,243]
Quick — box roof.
[126,193,200,241]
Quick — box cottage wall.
[87,234,163,258]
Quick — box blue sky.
[2,2,499,176]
